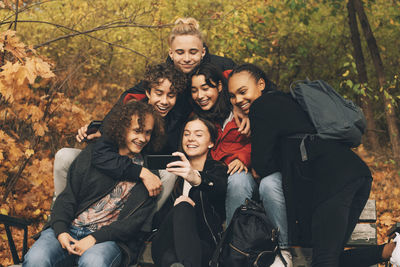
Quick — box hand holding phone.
[165,152,201,186]
[145,155,181,170]
[76,120,102,142]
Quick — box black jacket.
[47,143,156,266]
[156,159,228,247]
[249,90,371,245]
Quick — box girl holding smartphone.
[151,115,228,267]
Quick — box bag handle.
[289,78,311,98]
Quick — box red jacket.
[211,114,251,168]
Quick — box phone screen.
[145,155,181,170]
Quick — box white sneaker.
[270,249,293,267]
[390,232,400,267]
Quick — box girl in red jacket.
[189,63,252,215]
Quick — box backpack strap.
[276,248,288,267]
[209,208,240,267]
[287,133,316,161]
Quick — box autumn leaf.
[25,149,34,158]
[33,123,47,136]
[0,208,8,215]
[33,209,41,216]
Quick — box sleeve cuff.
[52,221,70,237]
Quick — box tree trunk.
[353,0,400,161]
[347,0,380,151]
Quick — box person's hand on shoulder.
[139,167,162,197]
[233,105,251,137]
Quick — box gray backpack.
[289,79,366,161]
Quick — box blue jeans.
[225,171,289,248]
[23,226,121,267]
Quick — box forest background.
[0,0,399,265]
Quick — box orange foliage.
[0,30,116,265]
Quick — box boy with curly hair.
[54,63,187,199]
[23,101,164,267]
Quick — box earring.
[208,145,213,148]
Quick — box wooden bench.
[0,199,381,267]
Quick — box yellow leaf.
[25,149,34,158]
[0,208,8,215]
[342,70,350,77]
[33,209,41,216]
[1,234,7,241]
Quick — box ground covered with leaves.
[0,146,399,266]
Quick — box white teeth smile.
[157,106,168,111]
[240,103,249,109]
[198,99,209,106]
[133,141,144,147]
[187,145,198,148]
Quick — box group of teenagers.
[23,17,400,267]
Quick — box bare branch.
[0,19,174,58]
[1,0,57,24]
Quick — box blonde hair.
[168,17,204,46]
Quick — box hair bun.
[173,17,200,30]
[169,17,204,45]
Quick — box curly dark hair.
[103,101,165,153]
[143,63,187,95]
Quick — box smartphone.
[83,120,102,142]
[145,155,181,170]
[86,120,102,135]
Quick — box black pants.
[152,202,213,267]
[311,176,384,267]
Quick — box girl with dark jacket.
[227,63,400,267]
[189,63,292,266]
[151,115,228,267]
[23,101,164,267]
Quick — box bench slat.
[358,199,376,222]
[347,223,377,246]
[291,247,378,267]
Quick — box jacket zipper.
[122,199,147,219]
[200,191,218,245]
